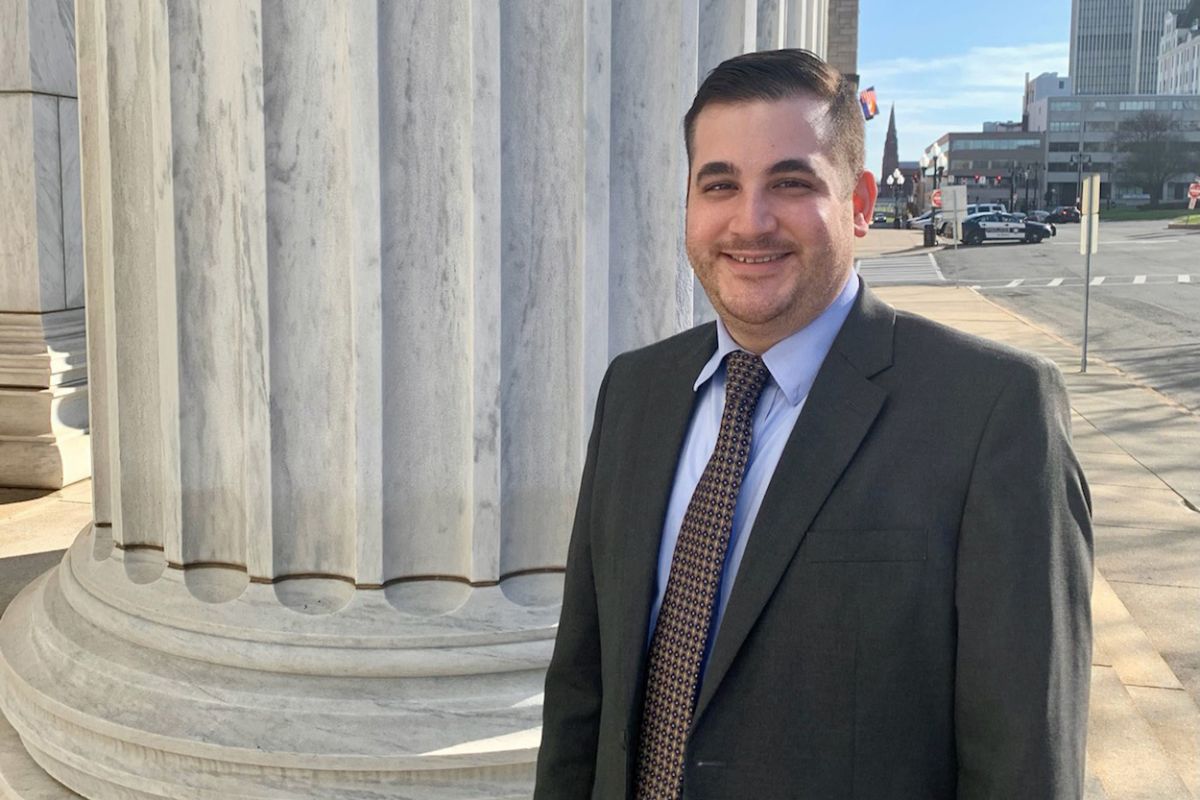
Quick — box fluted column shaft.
[0,1,835,797]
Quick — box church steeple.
[880,104,899,181]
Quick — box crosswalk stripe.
[928,253,945,281]
[855,253,945,284]
[971,274,1194,290]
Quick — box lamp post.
[1008,161,1018,211]
[919,143,948,210]
[1071,153,1092,209]
[885,168,906,228]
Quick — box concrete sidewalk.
[876,284,1200,800]
[0,277,1196,798]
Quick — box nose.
[728,188,777,239]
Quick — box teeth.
[730,254,783,264]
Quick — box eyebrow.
[768,158,817,175]
[693,157,820,185]
[694,161,736,183]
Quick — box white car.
[905,211,941,230]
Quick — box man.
[536,49,1092,799]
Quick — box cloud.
[861,41,1069,170]
[861,42,1069,89]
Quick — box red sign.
[931,189,942,208]
[1189,182,1200,200]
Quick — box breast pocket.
[801,528,927,563]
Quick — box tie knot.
[724,351,769,403]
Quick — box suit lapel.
[616,325,717,731]
[692,285,896,725]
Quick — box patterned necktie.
[635,350,771,799]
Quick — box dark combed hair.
[683,49,864,193]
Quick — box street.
[874,221,1200,413]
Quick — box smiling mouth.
[725,252,790,264]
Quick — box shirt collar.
[693,274,860,405]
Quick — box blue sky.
[859,0,1072,178]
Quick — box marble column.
[785,0,830,52]
[0,0,89,489]
[694,0,759,327]
[757,0,785,50]
[0,1,836,798]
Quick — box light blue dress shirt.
[647,275,860,668]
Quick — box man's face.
[685,96,876,353]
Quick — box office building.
[1158,0,1200,94]
[1032,94,1200,204]
[920,131,1046,210]
[1071,0,1189,94]
[1023,72,1073,130]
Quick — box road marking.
[970,274,1196,290]
[1105,239,1180,245]
[928,253,945,281]
[855,253,945,284]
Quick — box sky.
[859,0,1073,179]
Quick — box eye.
[774,178,812,190]
[701,181,736,192]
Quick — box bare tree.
[1110,111,1200,207]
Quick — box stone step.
[1088,666,1193,799]
[1091,572,1200,798]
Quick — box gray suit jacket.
[535,284,1093,799]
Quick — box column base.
[0,707,80,798]
[0,309,90,491]
[0,430,90,490]
[0,525,555,799]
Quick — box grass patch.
[1098,206,1194,221]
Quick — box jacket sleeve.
[534,361,615,799]
[954,357,1093,799]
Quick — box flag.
[859,87,879,121]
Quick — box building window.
[1050,121,1081,132]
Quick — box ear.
[851,170,878,238]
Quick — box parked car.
[873,212,888,224]
[1026,210,1058,235]
[965,203,1008,216]
[935,203,1011,237]
[1048,206,1081,223]
[907,211,946,232]
[960,212,1055,245]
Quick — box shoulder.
[889,308,1067,409]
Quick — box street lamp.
[1070,153,1092,208]
[919,143,948,208]
[885,168,905,228]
